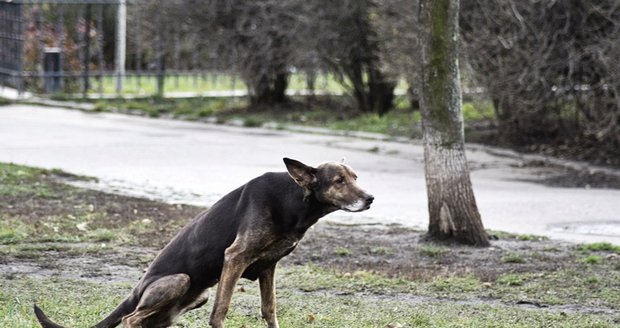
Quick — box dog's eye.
[335,177,345,184]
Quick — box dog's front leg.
[209,240,252,328]
[259,264,279,328]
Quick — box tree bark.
[419,0,489,246]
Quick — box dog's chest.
[242,236,300,280]
[262,236,300,260]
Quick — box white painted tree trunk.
[419,0,489,246]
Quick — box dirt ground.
[0,171,602,285]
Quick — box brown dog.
[35,158,374,328]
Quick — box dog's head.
[283,158,374,212]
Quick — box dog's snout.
[365,194,375,205]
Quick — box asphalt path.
[1,105,619,244]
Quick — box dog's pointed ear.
[283,158,317,189]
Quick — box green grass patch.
[501,252,527,264]
[2,267,616,328]
[82,93,495,141]
[0,163,93,199]
[334,247,352,257]
[578,242,620,254]
[497,273,525,286]
[490,268,620,307]
[419,244,448,258]
[0,213,132,246]
[431,275,483,293]
[80,73,348,96]
[462,101,495,121]
[0,219,30,245]
[581,255,603,264]
[369,246,393,255]
[488,230,547,241]
[327,107,422,138]
[92,96,247,120]
[0,97,12,106]
[0,163,53,197]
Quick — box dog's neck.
[277,180,338,234]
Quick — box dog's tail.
[33,305,66,328]
[34,298,134,328]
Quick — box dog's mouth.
[342,205,371,212]
[341,195,374,212]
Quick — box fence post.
[155,8,164,97]
[97,4,104,96]
[115,0,126,95]
[82,4,92,98]
[58,6,65,92]
[135,1,142,88]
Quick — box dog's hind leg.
[121,274,190,328]
[181,288,210,314]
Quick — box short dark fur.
[35,158,373,328]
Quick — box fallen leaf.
[76,222,89,231]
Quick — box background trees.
[124,0,617,245]
[124,0,620,163]
[312,0,397,114]
[460,0,620,163]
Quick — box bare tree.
[461,0,620,164]
[419,0,489,246]
[184,0,313,105]
[312,0,397,114]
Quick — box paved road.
[1,104,619,243]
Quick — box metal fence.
[0,0,243,98]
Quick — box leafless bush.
[460,0,620,158]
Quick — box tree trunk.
[419,0,489,246]
[368,66,396,115]
[249,71,289,106]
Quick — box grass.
[0,97,12,106]
[578,242,620,254]
[2,268,618,328]
[501,252,527,264]
[431,275,482,294]
[0,163,53,197]
[0,213,132,245]
[419,244,448,258]
[0,162,198,249]
[63,73,350,97]
[369,246,393,255]
[334,247,352,257]
[581,255,603,264]
[0,270,614,328]
[328,107,422,138]
[462,101,495,121]
[497,273,524,286]
[74,88,495,141]
[488,230,548,241]
[92,96,248,120]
